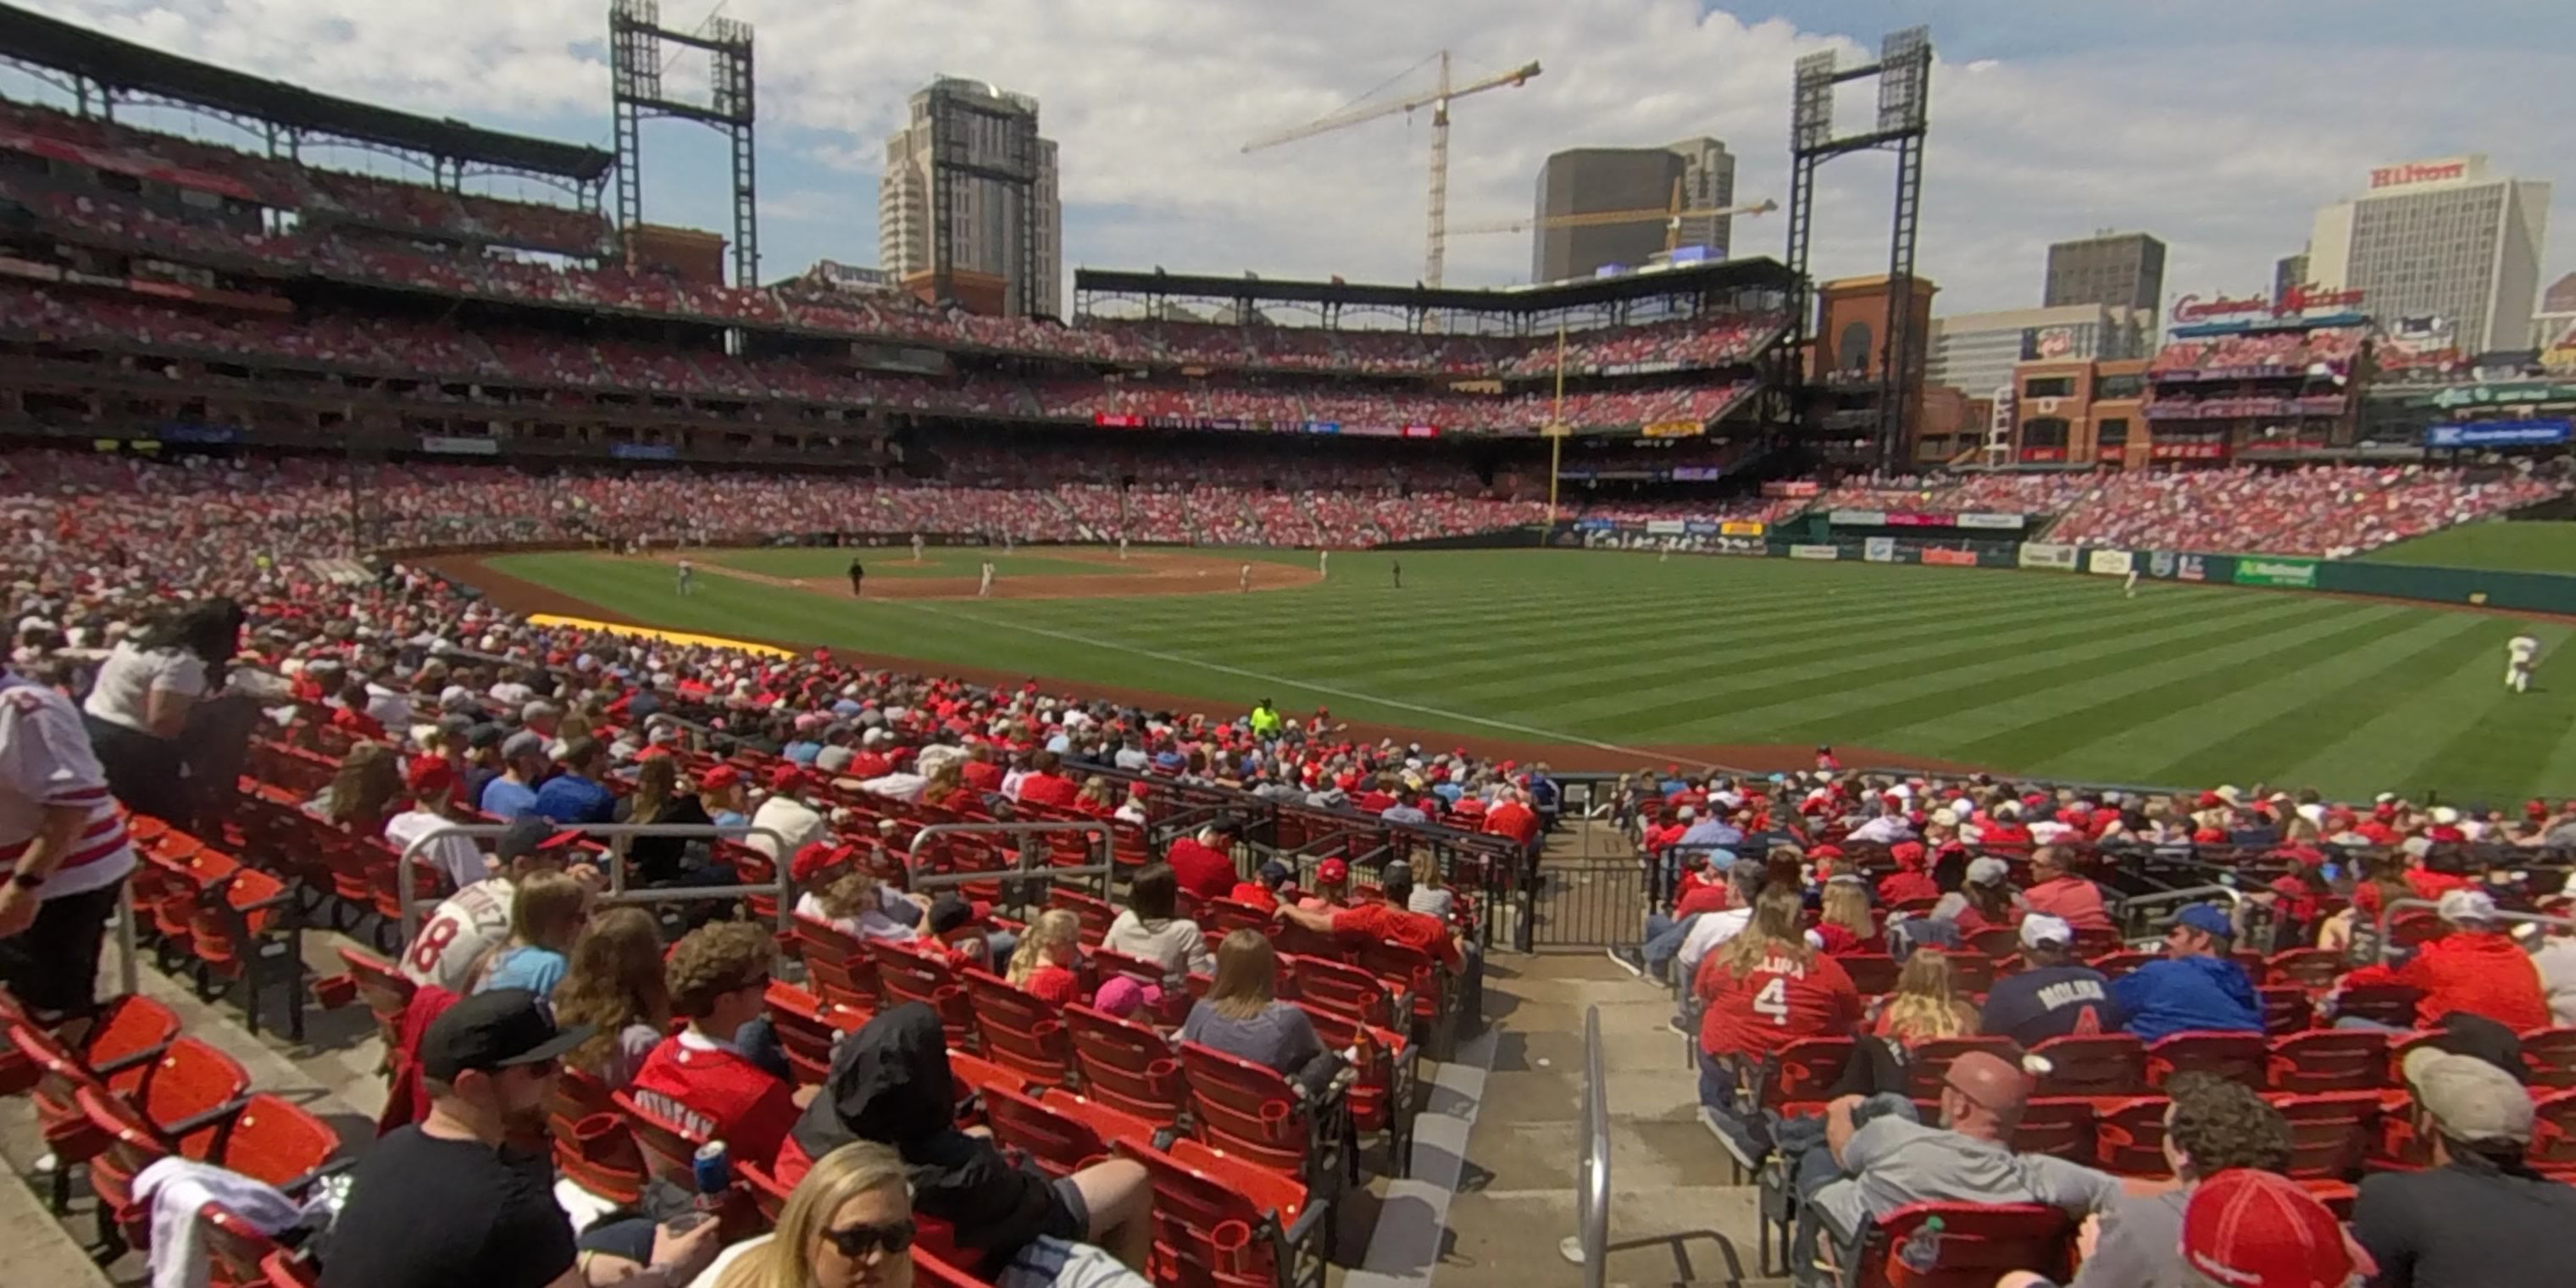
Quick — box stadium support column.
[608,0,760,286]
[1783,27,1932,472]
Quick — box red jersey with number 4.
[1694,947,1862,1061]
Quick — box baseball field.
[458,544,2576,803]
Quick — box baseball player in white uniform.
[1317,549,1329,577]
[2124,567,2140,599]
[675,558,694,596]
[910,533,925,563]
[2509,633,2540,692]
[979,560,996,598]
[1240,564,1253,593]
[1119,536,1130,562]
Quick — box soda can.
[692,1139,732,1195]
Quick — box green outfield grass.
[484,547,2576,801]
[703,547,1119,580]
[2357,521,2576,575]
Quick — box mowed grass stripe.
[1551,590,2311,735]
[1491,585,2216,718]
[2272,625,2573,799]
[1967,606,2419,774]
[1851,598,2374,763]
[2380,629,2576,801]
[2144,613,2499,788]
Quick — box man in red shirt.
[958,743,1002,793]
[1875,841,1939,906]
[2337,890,2550,1031]
[1483,789,1541,850]
[1162,819,1242,902]
[1228,859,1295,913]
[626,921,807,1166]
[1277,860,1466,974]
[1013,749,1079,808]
[2019,845,2113,934]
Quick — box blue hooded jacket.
[2109,954,2263,1041]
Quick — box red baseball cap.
[768,764,808,793]
[790,841,856,886]
[404,757,457,797]
[1317,858,1349,885]
[699,765,742,791]
[2181,1169,2370,1288]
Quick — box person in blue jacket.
[2110,903,2263,1041]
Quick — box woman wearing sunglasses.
[693,1141,916,1288]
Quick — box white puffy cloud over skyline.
[8,0,2572,319]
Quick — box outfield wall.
[1547,519,2576,615]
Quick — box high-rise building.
[2043,232,2166,311]
[2543,271,2576,314]
[2307,155,2549,354]
[1530,139,1734,282]
[2274,251,2311,303]
[1924,303,2152,403]
[879,78,1062,316]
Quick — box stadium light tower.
[1785,26,1931,472]
[1242,52,1541,288]
[609,0,759,286]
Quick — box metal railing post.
[907,821,1116,903]
[397,822,797,941]
[2375,897,2576,964]
[117,883,141,997]
[1558,1004,1609,1286]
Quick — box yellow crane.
[1241,51,1541,288]
[1452,185,1780,256]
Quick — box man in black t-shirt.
[847,558,865,597]
[1976,916,2125,1046]
[321,990,719,1288]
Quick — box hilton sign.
[2369,158,2473,190]
[2171,284,2366,325]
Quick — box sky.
[8,0,2573,320]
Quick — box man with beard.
[320,990,719,1288]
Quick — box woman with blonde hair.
[1874,949,1979,1046]
[697,1140,919,1288]
[313,740,402,832]
[919,760,969,811]
[1006,909,1083,1006]
[1815,880,1883,955]
[472,869,589,999]
[1692,886,1859,1153]
[552,907,672,1089]
[1177,930,1339,1094]
[1070,774,1116,819]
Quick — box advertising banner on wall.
[1829,508,1887,526]
[1922,547,1981,568]
[1646,519,1685,536]
[1683,520,1718,536]
[1790,544,1841,561]
[1713,536,1768,556]
[2234,558,2318,588]
[2086,549,2135,576]
[2018,542,2079,570]
[1720,520,1767,536]
[2146,551,2210,582]
[1956,513,2026,530]
[1864,537,1897,563]
[2423,419,2570,448]
[420,435,500,455]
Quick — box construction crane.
[1241,52,1541,288]
[1453,186,1780,254]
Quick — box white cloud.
[11,1,2573,316]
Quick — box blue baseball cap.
[2167,904,2235,939]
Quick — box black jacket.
[791,1003,1074,1271]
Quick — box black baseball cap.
[419,988,591,1081]
[496,816,583,863]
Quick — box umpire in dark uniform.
[847,557,865,597]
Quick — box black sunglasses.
[824,1219,916,1259]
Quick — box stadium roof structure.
[0,3,614,183]
[1074,256,1796,318]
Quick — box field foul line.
[883,600,1744,768]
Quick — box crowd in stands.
[1608,764,2576,1285]
[2149,327,2365,379]
[1812,471,2098,516]
[2046,464,2568,558]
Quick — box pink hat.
[1092,976,1162,1019]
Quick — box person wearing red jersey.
[958,743,1002,793]
[1227,859,1296,913]
[2335,890,2551,1032]
[1275,860,1462,972]
[0,669,139,1025]
[1874,841,1939,906]
[1161,819,1242,902]
[1013,748,1079,808]
[626,921,808,1167]
[2018,844,2112,935]
[1694,886,1862,1163]
[1482,788,1541,850]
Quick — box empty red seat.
[1118,1136,1323,1288]
[2027,1035,2146,1098]
[765,979,860,1086]
[1066,1003,1191,1126]
[982,1082,1158,1178]
[2095,1096,2173,1176]
[2271,1091,2380,1181]
[1280,953,1397,1030]
[2011,1098,2098,1164]
[792,916,883,1013]
[2259,986,2315,1036]
[1846,1202,2072,1288]
[867,941,976,1051]
[2268,948,2346,990]
[612,1087,711,1186]
[2147,1031,2268,1090]
[2268,1030,2390,1094]
[963,969,1075,1087]
[2521,1028,2576,1089]
[1180,1041,1345,1187]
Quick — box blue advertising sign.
[611,441,679,461]
[2423,419,2571,447]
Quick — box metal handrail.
[908,820,1117,902]
[1559,1004,1609,1285]
[2113,883,2244,941]
[396,822,797,939]
[2373,897,2576,964]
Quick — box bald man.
[1788,1051,2132,1286]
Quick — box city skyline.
[6,0,2569,320]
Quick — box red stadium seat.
[981,1082,1158,1178]
[792,915,885,1013]
[2027,1035,2146,1098]
[1180,1041,1346,1188]
[2146,1031,2268,1090]
[1066,1003,1191,1126]
[963,969,1076,1087]
[1846,1202,2072,1288]
[1117,1136,1324,1288]
[2268,1030,2392,1094]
